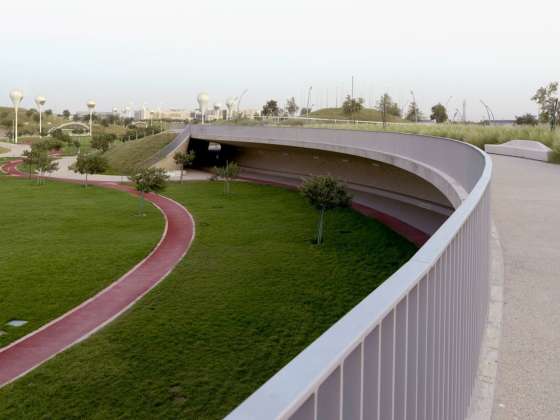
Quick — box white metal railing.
[189,125,492,420]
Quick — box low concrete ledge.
[485,140,552,162]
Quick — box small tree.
[430,103,448,123]
[22,148,41,179]
[532,82,559,128]
[515,113,538,126]
[300,175,351,245]
[173,150,196,183]
[91,134,115,152]
[213,161,240,194]
[405,101,422,122]
[35,152,59,184]
[342,95,364,117]
[129,167,169,215]
[261,100,279,117]
[62,110,71,119]
[74,153,108,187]
[286,97,299,116]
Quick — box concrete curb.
[467,221,504,420]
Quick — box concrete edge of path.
[467,221,505,420]
[0,160,196,389]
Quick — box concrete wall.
[219,141,453,235]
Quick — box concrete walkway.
[0,141,29,158]
[491,155,560,419]
[0,159,195,388]
[51,156,213,183]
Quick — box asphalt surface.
[491,155,560,420]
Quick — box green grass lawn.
[0,176,164,347]
[102,132,177,175]
[0,146,9,154]
[309,107,403,122]
[0,181,416,419]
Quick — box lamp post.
[226,97,236,120]
[236,89,248,114]
[306,86,313,117]
[410,90,418,123]
[197,93,209,124]
[9,90,23,144]
[35,96,46,137]
[87,100,96,136]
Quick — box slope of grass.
[0,176,163,347]
[309,107,403,122]
[0,181,416,419]
[102,132,177,175]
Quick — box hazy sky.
[2,0,559,120]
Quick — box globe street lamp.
[226,97,236,120]
[197,92,209,124]
[35,96,46,137]
[410,90,418,123]
[213,103,222,120]
[9,90,24,144]
[87,100,96,136]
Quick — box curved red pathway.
[0,159,194,388]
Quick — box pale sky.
[1,0,559,120]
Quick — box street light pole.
[197,93,209,125]
[410,90,418,123]
[306,86,312,117]
[9,90,23,144]
[237,89,248,114]
[35,96,46,137]
[87,100,96,136]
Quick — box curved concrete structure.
[183,125,492,420]
[485,139,553,162]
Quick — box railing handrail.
[188,125,492,420]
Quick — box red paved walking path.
[0,159,194,388]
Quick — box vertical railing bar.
[442,249,449,420]
[314,389,318,420]
[414,285,419,420]
[435,259,442,420]
[404,294,409,420]
[453,237,460,419]
[377,322,382,420]
[339,362,344,420]
[360,340,364,420]
[391,307,396,420]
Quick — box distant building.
[135,108,191,121]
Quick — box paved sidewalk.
[491,155,560,420]
[0,141,29,158]
[51,156,212,182]
[0,159,195,388]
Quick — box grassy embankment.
[309,107,403,122]
[0,181,416,419]
[0,176,163,347]
[101,132,176,175]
